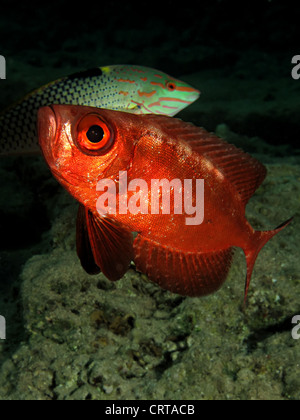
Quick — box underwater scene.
[0,0,299,401]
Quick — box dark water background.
[0,0,299,400]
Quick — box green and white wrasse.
[0,65,200,156]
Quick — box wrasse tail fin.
[133,234,234,297]
[243,217,293,303]
[76,204,133,280]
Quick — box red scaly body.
[38,105,292,300]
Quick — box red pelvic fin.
[76,204,133,280]
[76,204,101,275]
[243,217,293,303]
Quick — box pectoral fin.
[76,204,133,281]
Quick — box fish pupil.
[166,81,176,91]
[86,125,105,143]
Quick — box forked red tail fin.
[243,217,293,303]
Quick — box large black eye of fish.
[86,125,105,143]
[77,114,114,155]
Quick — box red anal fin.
[133,234,234,297]
[76,204,133,281]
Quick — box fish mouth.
[37,105,86,188]
[37,105,72,185]
[37,105,57,165]
[153,89,200,116]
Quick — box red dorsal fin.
[142,115,267,206]
[76,204,133,281]
[133,234,234,297]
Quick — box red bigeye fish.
[0,65,200,156]
[38,105,292,301]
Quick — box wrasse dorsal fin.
[133,234,234,297]
[142,115,267,207]
[76,204,133,280]
[67,67,103,80]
